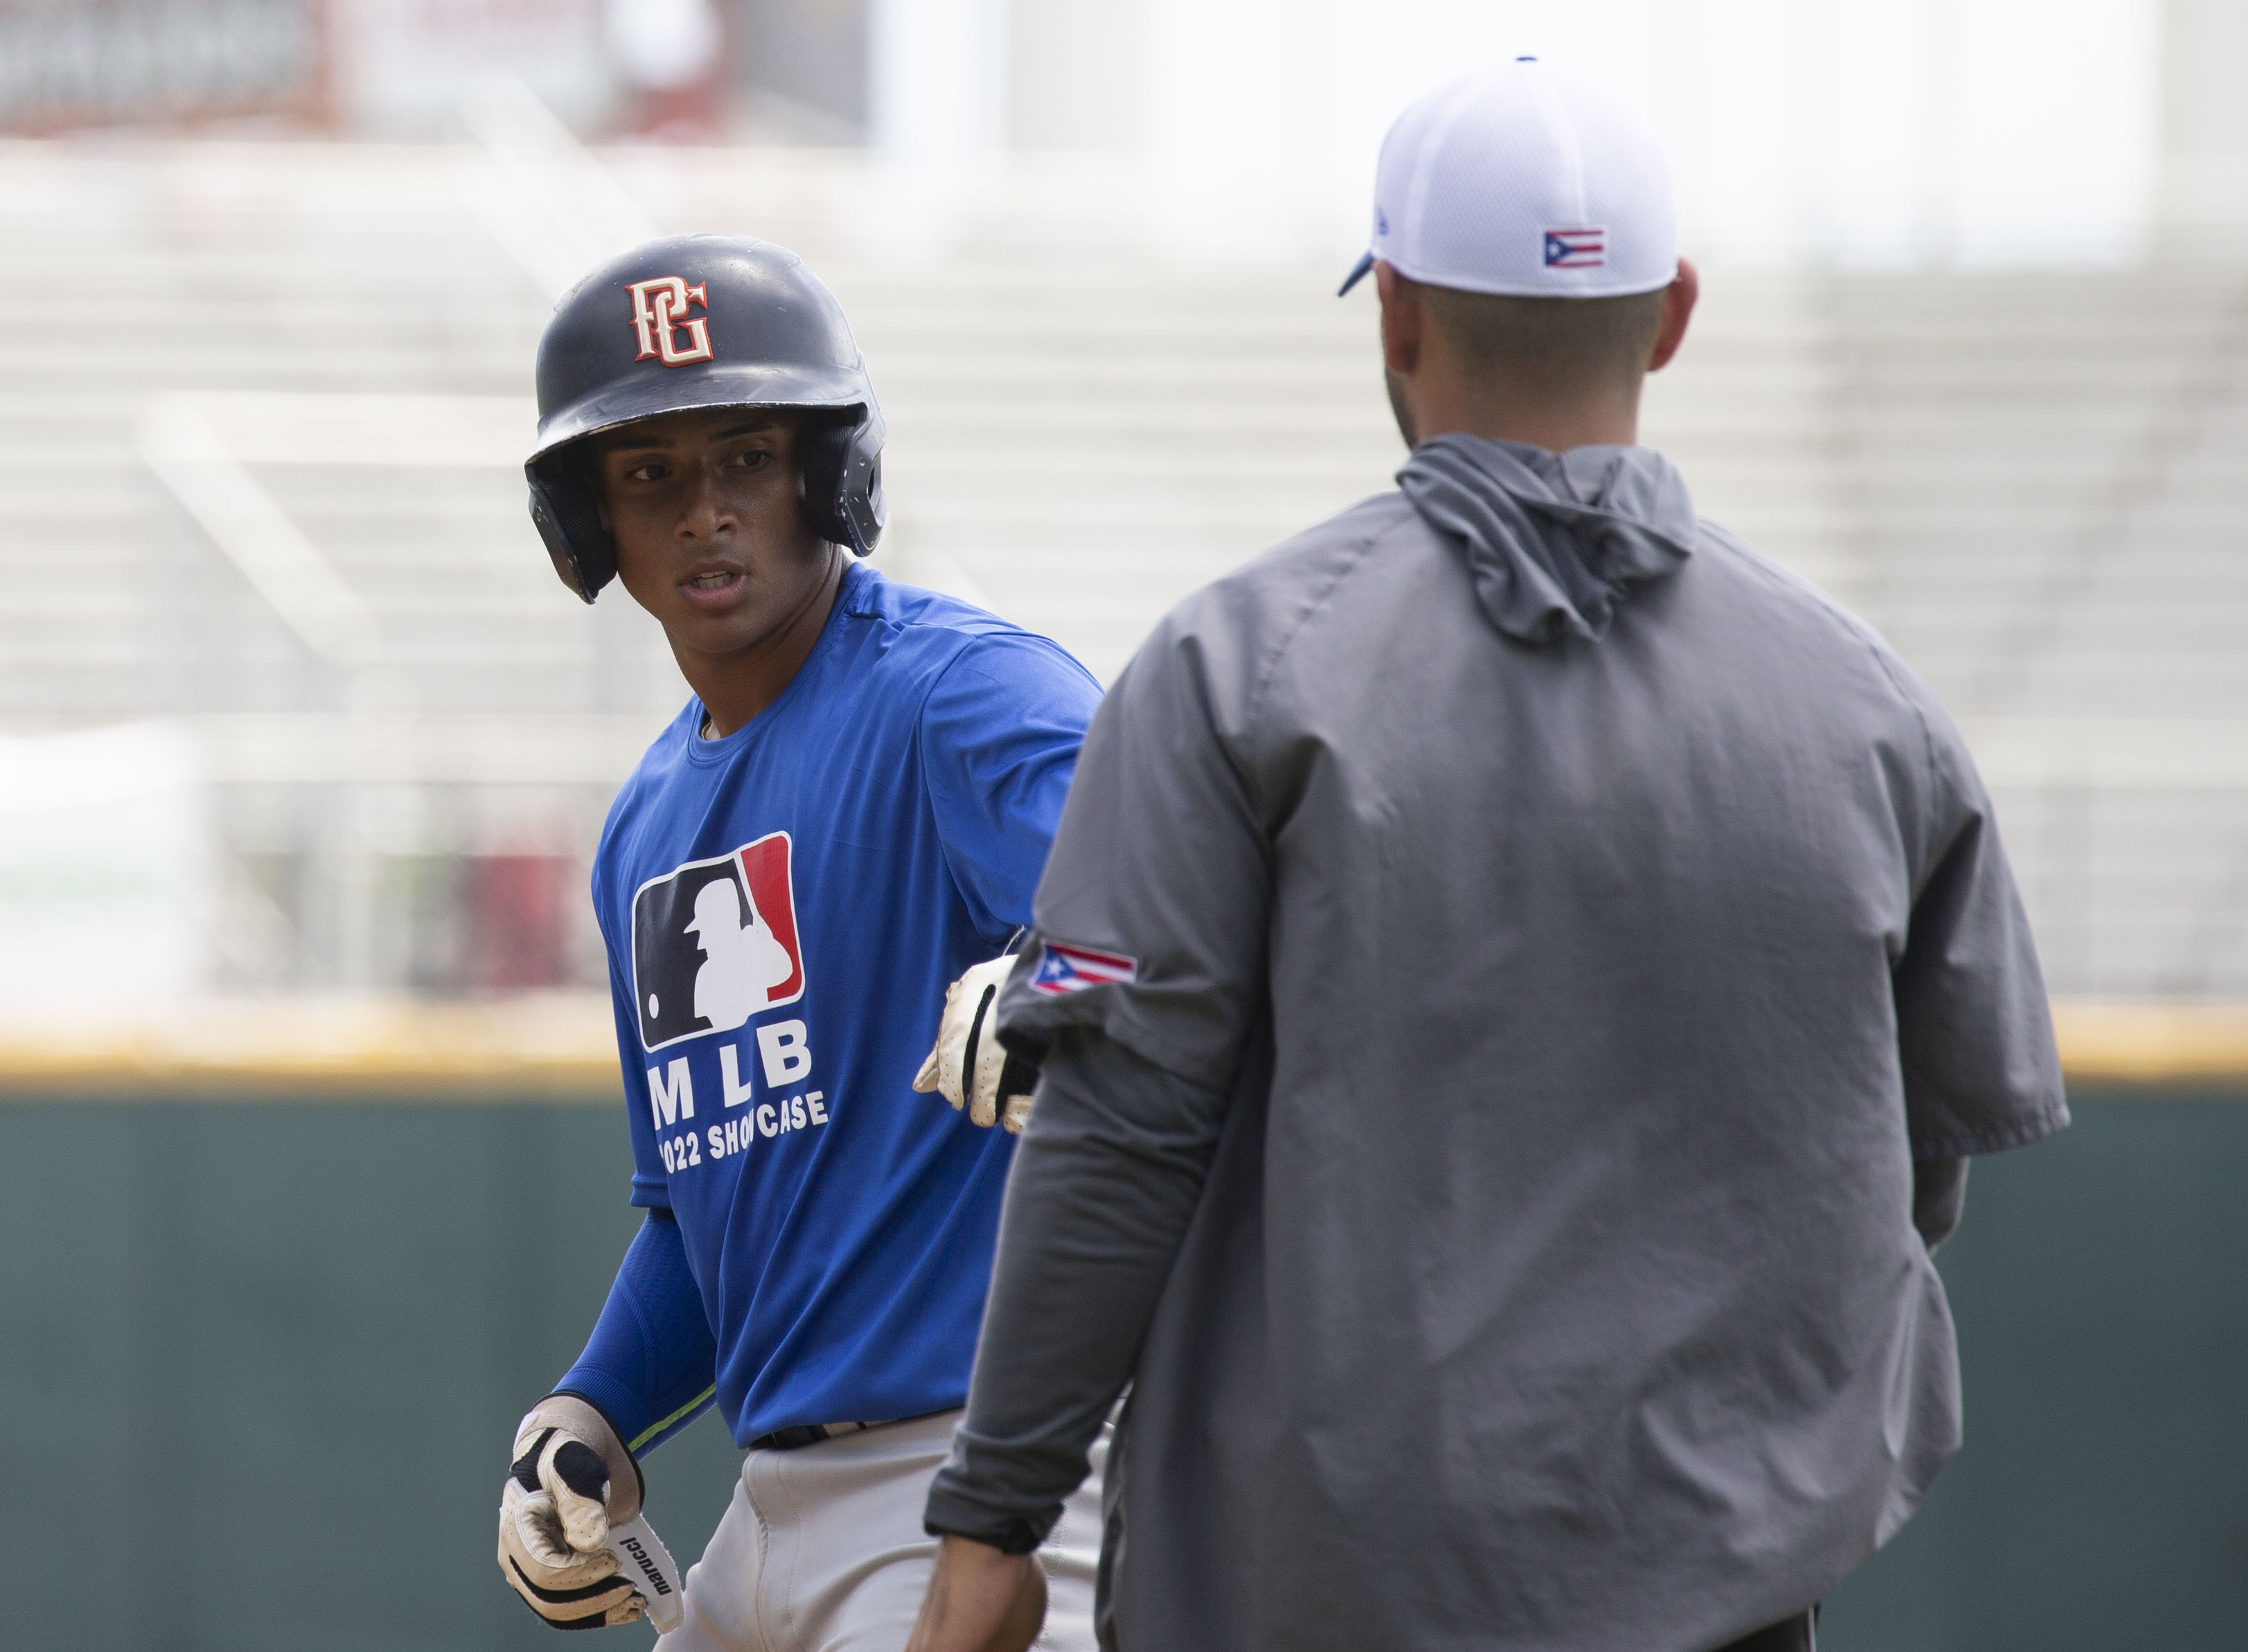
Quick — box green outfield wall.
[2,1092,2242,1652]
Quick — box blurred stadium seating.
[3,132,2247,1015]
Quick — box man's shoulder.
[838,564,1092,682]
[1225,488,1418,595]
[832,569,1103,767]
[1686,517,1932,699]
[1689,517,1878,639]
[1086,490,1425,736]
[592,705,701,887]
[1677,517,1983,797]
[1162,489,1421,650]
[612,702,698,794]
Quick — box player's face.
[596,408,835,659]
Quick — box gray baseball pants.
[657,1408,1106,1652]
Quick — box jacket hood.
[1397,434,1697,646]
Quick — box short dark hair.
[1416,280,1666,397]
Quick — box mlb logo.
[632,833,805,1052]
[1543,227,1606,269]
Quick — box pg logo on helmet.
[627,276,714,367]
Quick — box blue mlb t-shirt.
[588,563,1100,1445]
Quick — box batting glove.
[498,1396,647,1631]
[914,955,1042,1133]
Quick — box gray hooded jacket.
[926,436,2066,1651]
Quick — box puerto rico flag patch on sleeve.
[1031,941,1139,995]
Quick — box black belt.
[746,1407,954,1452]
[747,1419,895,1451]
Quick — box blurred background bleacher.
[6,1,2248,1649]
[11,143,2248,1005]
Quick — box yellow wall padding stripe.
[0,995,621,1099]
[629,1387,719,1453]
[2048,1001,2248,1085]
[3,995,2248,1097]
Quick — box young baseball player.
[908,62,2066,1652]
[493,233,1106,1647]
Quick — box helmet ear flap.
[527,452,617,602]
[798,409,885,557]
[839,415,886,556]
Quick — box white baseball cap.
[1339,58,1677,301]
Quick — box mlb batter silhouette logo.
[632,832,805,1051]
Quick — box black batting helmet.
[526,234,886,602]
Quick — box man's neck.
[1395,371,1644,453]
[1422,400,1640,453]
[680,550,847,739]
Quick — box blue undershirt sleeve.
[555,1209,719,1458]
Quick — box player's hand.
[905,1534,1047,1652]
[497,1398,646,1630]
[914,956,1041,1133]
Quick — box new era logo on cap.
[1031,942,1138,996]
[1543,227,1606,268]
[632,833,806,1051]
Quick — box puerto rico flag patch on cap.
[1543,227,1606,268]
[1031,941,1138,995]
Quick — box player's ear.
[1646,257,1699,374]
[1377,262,1423,378]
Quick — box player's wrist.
[922,1507,1049,1557]
[935,1531,1038,1572]
[519,1392,644,1525]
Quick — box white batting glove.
[914,955,1041,1133]
[497,1396,646,1631]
